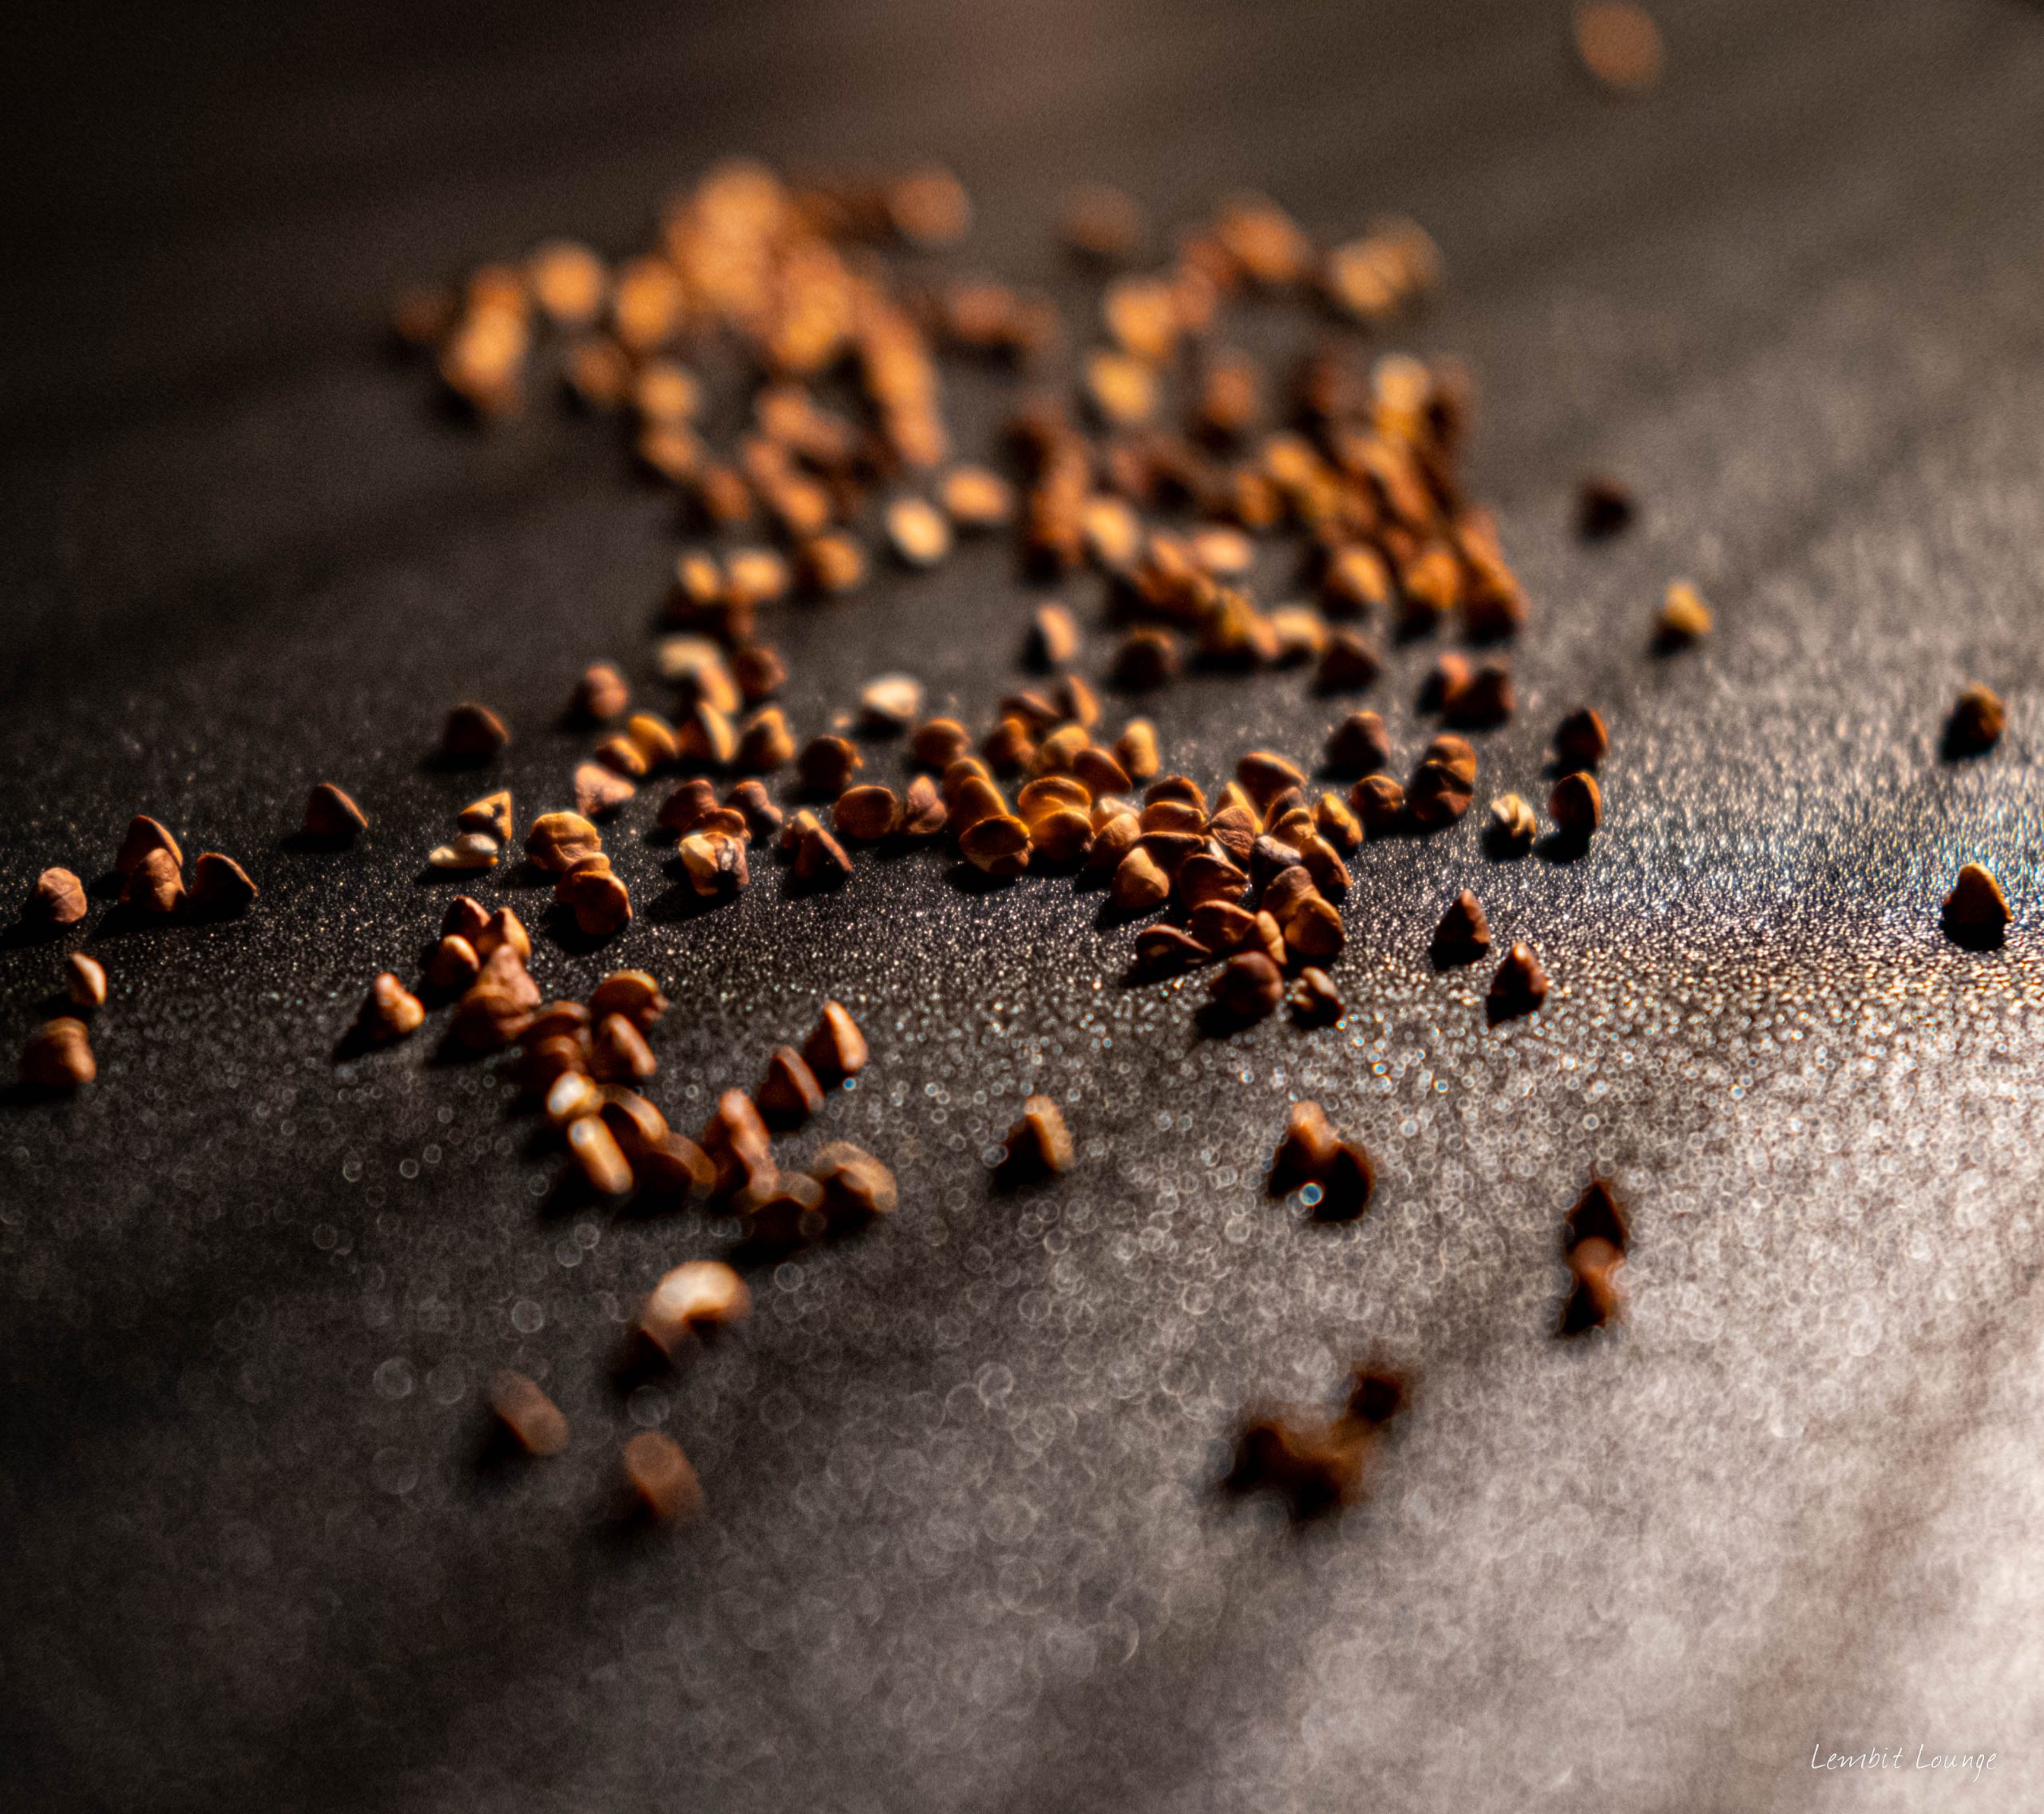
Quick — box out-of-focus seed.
[623,1431,703,1522]
[1270,1099,1339,1194]
[1072,746,1131,800]
[442,702,509,762]
[1656,580,1712,648]
[674,703,736,767]
[553,858,631,937]
[885,495,953,567]
[802,1001,869,1085]
[567,1113,635,1197]
[575,762,636,818]
[1061,184,1143,262]
[1943,863,2010,949]
[1210,950,1284,1021]
[939,466,1014,531]
[656,778,721,837]
[65,953,107,1009]
[116,815,182,876]
[121,848,184,916]
[1026,602,1080,668]
[489,1370,569,1456]
[1574,1,1663,95]
[588,972,667,1033]
[1947,684,2005,758]
[911,718,971,770]
[1003,1095,1073,1176]
[635,1132,716,1206]
[807,1142,897,1230]
[1549,771,1602,845]
[1135,924,1211,974]
[1325,711,1391,778]
[859,675,924,733]
[1554,707,1609,770]
[625,711,683,771]
[1487,794,1537,851]
[357,973,425,1044]
[457,793,513,842]
[450,944,541,1051]
[427,934,482,992]
[1444,661,1514,729]
[1487,941,1551,1022]
[797,531,866,596]
[1115,719,1160,780]
[590,1013,656,1083]
[798,735,862,798]
[1576,475,1634,539]
[22,1017,94,1089]
[731,707,794,774]
[28,867,88,925]
[1289,966,1343,1026]
[441,896,488,941]
[304,783,367,841]
[1314,794,1362,851]
[640,1261,751,1360]
[1316,630,1381,694]
[1237,751,1306,811]
[1432,889,1491,964]
[758,1045,826,1127]
[1084,349,1159,428]
[572,661,630,723]
[790,814,853,885]
[725,779,782,842]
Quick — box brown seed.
[1549,771,1602,844]
[640,1261,751,1361]
[575,762,636,818]
[1184,900,1254,956]
[186,852,256,918]
[798,531,867,596]
[489,1370,569,1456]
[625,711,683,771]
[791,815,854,885]
[22,1017,94,1089]
[1561,1237,1626,1334]
[1111,627,1180,691]
[859,674,925,733]
[656,778,722,837]
[758,1045,826,1127]
[1061,183,1143,261]
[450,944,541,1050]
[1225,1414,1371,1519]
[797,1002,867,1085]
[699,1090,777,1202]
[1111,846,1171,911]
[572,661,630,723]
[1406,759,1475,830]
[589,1013,656,1083]
[1575,0,1663,95]
[1319,544,1392,619]
[1554,707,1609,770]
[1283,894,1345,962]
[1943,862,2010,948]
[1210,951,1284,1021]
[1004,1095,1074,1176]
[1236,751,1306,810]
[1444,662,1515,729]
[1316,630,1382,694]
[120,848,184,916]
[834,785,903,843]
[1325,710,1392,778]
[1567,1176,1631,1256]
[440,895,488,941]
[1084,810,1140,874]
[1114,719,1160,782]
[911,718,972,770]
[1487,941,1551,1023]
[798,735,862,798]
[1027,806,1094,865]
[1947,684,2006,758]
[623,1430,703,1522]
[1177,851,1252,912]
[1432,889,1491,964]
[1270,1099,1339,1195]
[634,1133,716,1206]
[656,635,740,711]
[673,702,736,768]
[427,933,482,992]
[731,642,786,705]
[1289,967,1344,1026]
[676,830,748,897]
[357,972,425,1044]
[1139,798,1206,837]
[1026,602,1080,669]
[442,702,509,762]
[959,813,1032,877]
[886,495,953,567]
[1487,793,1538,852]
[981,715,1037,776]
[1576,475,1634,539]
[526,811,603,874]
[597,734,648,779]
[1314,794,1362,852]
[1135,924,1212,974]
[1315,1141,1377,1221]
[724,779,783,842]
[27,867,87,926]
[64,952,107,1009]
[303,782,367,841]
[940,465,1015,531]
[1200,804,1253,865]
[1656,580,1713,648]
[115,814,182,876]
[1349,774,1406,836]
[807,1141,898,1230]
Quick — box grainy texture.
[4,2,2044,1812]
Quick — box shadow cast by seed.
[279,829,362,857]
[1941,920,2006,953]
[1481,826,1532,862]
[540,902,630,955]
[945,863,1018,897]
[0,917,72,950]
[1536,830,1592,865]
[646,879,739,923]
[1939,722,1998,763]
[1485,995,1541,1028]
[1428,938,1488,973]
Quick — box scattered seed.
[1575,474,1634,540]
[886,496,953,567]
[525,811,603,874]
[450,943,541,1051]
[121,848,185,916]
[1004,1095,1073,1176]
[1656,580,1712,648]
[790,814,854,885]
[859,674,924,732]
[22,1017,94,1089]
[798,735,862,798]
[303,782,368,841]
[798,531,867,595]
[1444,661,1515,729]
[1487,941,1551,1022]
[1549,771,1602,844]
[1210,950,1283,1021]
[1026,602,1080,668]
[63,952,107,1009]
[1325,710,1391,778]
[427,934,482,992]
[1575,1,1663,95]
[1407,735,1476,829]
[1946,683,2005,758]
[1282,894,1345,963]
[27,867,87,925]
[676,830,749,897]
[1315,630,1382,694]
[1111,846,1171,911]
[1348,774,1405,836]
[430,832,500,871]
[489,1369,569,1456]
[636,1132,718,1206]
[1289,967,1343,1025]
[807,1141,897,1230]
[725,779,784,842]
[442,702,509,762]
[1943,863,2010,949]
[623,1430,703,1522]
[939,466,1015,530]
[960,812,1032,877]
[572,661,630,723]
[1487,793,1537,852]
[1432,889,1491,964]
[572,762,633,818]
[758,1045,826,1127]
[357,972,426,1044]
[589,1013,656,1083]
[115,814,182,876]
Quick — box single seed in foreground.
[1942,863,2009,949]
[489,1371,569,1456]
[623,1431,703,1522]
[1001,1095,1072,1179]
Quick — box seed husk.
[1487,941,1551,1023]
[575,762,636,818]
[798,735,862,798]
[1553,707,1609,770]
[959,812,1032,877]
[572,661,630,723]
[28,867,87,925]
[1289,967,1343,1026]
[758,1045,826,1127]
[22,1017,94,1089]
[526,811,603,874]
[121,848,185,916]
[834,785,903,842]
[489,1370,569,1456]
[1549,771,1602,844]
[886,495,953,567]
[725,778,783,842]
[677,830,749,897]
[1111,627,1180,691]
[859,674,925,733]
[1004,1095,1073,1176]
[1943,863,2010,948]
[1946,684,2005,758]
[1575,474,1634,539]
[1432,889,1491,964]
[303,782,368,840]
[116,814,182,876]
[1026,602,1080,668]
[357,973,425,1043]
[64,952,107,1009]
[1656,580,1713,648]
[1315,630,1382,694]
[442,702,509,762]
[1487,793,1537,851]
[1210,951,1284,1021]
[1349,774,1406,835]
[623,1430,703,1522]
[1575,0,1663,95]
[427,933,482,992]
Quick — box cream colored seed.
[429,833,499,870]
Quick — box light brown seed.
[640,1261,751,1360]
[807,1141,898,1230]
[27,867,87,925]
[1072,747,1131,800]
[1349,774,1406,836]
[858,675,925,733]
[1314,794,1362,851]
[677,830,749,897]
[959,813,1032,877]
[1026,602,1080,668]
[981,715,1037,776]
[596,735,649,778]
[22,1017,94,1089]
[440,895,488,941]
[1320,544,1392,618]
[1943,863,2010,948]
[591,971,668,1031]
[452,793,513,845]
[758,1045,826,1127]
[1549,772,1602,843]
[797,531,866,596]
[1487,794,1537,850]
[940,466,1015,530]
[357,972,425,1043]
[624,711,682,772]
[115,814,182,876]
[1487,942,1551,1022]
[525,811,603,875]
[427,934,482,992]
[623,1430,702,1522]
[589,1013,656,1083]
[442,702,509,762]
[656,778,722,837]
[1284,894,1345,962]
[1210,951,1284,1021]
[572,661,630,723]
[304,782,368,840]
[1111,846,1171,911]
[886,495,953,567]
[489,1370,569,1456]
[1115,719,1161,781]
[1270,1099,1340,1195]
[1084,349,1159,428]
[565,1114,635,1198]
[574,762,636,818]
[1575,0,1663,95]
[1656,580,1712,648]
[1947,684,2005,758]
[1004,1095,1074,1175]
[64,953,107,1009]
[121,848,184,916]
[673,702,736,767]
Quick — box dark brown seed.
[1315,630,1382,694]
[910,718,972,770]
[1444,662,1514,729]
[807,1142,898,1230]
[981,715,1037,776]
[635,1133,718,1206]
[1487,941,1551,1023]
[1549,771,1602,843]
[1562,1238,1626,1335]
[802,1001,869,1083]
[1946,684,2005,758]
[902,774,949,838]
[699,1090,777,1202]
[758,1045,826,1127]
[441,895,489,941]
[1237,751,1306,810]
[575,762,636,818]
[589,969,668,1030]
[834,785,903,842]
[1111,627,1180,691]
[557,863,633,937]
[572,661,630,723]
[1567,1178,1630,1255]
[1418,652,1471,716]
[1200,804,1253,865]
[1176,851,1250,909]
[1554,707,1609,770]
[22,1017,94,1089]
[1003,1095,1074,1176]
[489,1370,569,1456]
[1258,862,1317,924]
[442,702,510,762]
[589,1014,656,1083]
[1210,951,1284,1022]
[1575,475,1634,540]
[1346,775,1404,836]
[1406,759,1473,830]
[27,867,87,925]
[115,815,182,876]
[357,972,425,1043]
[1135,924,1212,974]
[1316,1141,1376,1221]
[656,778,721,837]
[1432,889,1492,964]
[725,778,784,841]
[426,933,481,992]
[1282,894,1345,963]
[450,944,541,1051]
[121,848,184,916]
[731,642,787,703]
[623,1431,703,1522]
[598,1090,668,1158]
[304,782,368,840]
[1270,1100,1339,1195]
[798,735,862,798]
[960,813,1032,876]
[65,953,108,1009]
[1225,1416,1369,1519]
[1289,967,1343,1026]
[188,852,258,917]
[1943,863,2010,948]
[792,816,854,885]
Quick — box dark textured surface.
[5,2,2044,1808]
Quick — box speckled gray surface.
[4,2,2044,1808]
